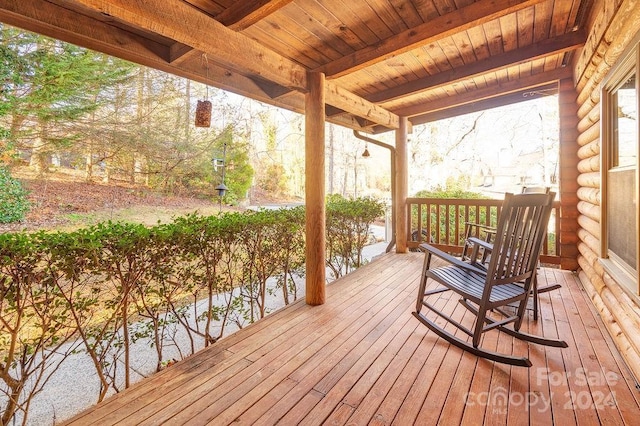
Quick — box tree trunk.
[353,158,358,198]
[85,152,93,181]
[30,123,48,176]
[130,156,136,184]
[328,125,334,194]
[84,94,100,181]
[185,79,192,140]
[144,158,150,187]
[342,156,348,197]
[103,160,111,183]
[7,113,25,154]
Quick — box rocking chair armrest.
[418,243,487,276]
[463,222,497,239]
[464,222,497,233]
[466,237,493,251]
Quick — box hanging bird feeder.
[195,100,212,127]
[195,54,212,127]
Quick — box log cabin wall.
[573,0,640,380]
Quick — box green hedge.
[0,196,384,424]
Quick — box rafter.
[249,77,292,99]
[73,0,308,91]
[369,30,585,104]
[316,0,547,79]
[216,0,294,31]
[391,67,572,118]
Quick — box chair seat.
[428,265,526,305]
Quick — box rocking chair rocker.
[413,192,567,367]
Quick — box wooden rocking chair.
[460,186,560,320]
[413,192,567,367]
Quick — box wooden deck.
[64,252,640,425]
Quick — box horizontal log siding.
[573,0,640,381]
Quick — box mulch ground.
[1,177,214,233]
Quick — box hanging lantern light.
[215,182,229,197]
[195,54,212,127]
[362,141,371,157]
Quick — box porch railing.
[406,197,561,265]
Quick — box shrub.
[413,187,488,199]
[326,194,385,278]
[0,166,30,223]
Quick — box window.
[601,47,640,295]
[611,73,638,168]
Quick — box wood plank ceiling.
[0,0,590,133]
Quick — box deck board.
[63,252,640,426]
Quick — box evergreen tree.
[0,24,135,173]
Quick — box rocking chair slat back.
[486,192,553,287]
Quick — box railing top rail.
[407,197,561,208]
[406,198,502,206]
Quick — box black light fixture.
[215,183,228,198]
[362,141,370,157]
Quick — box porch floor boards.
[64,253,640,425]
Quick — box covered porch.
[2,1,640,423]
[64,253,639,425]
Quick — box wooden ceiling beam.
[324,81,400,130]
[325,109,379,133]
[216,0,294,31]
[391,67,573,119]
[73,0,308,92]
[0,0,170,63]
[317,0,548,79]
[370,30,585,103]
[325,105,345,118]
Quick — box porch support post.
[395,116,409,253]
[305,71,326,305]
[558,78,580,270]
